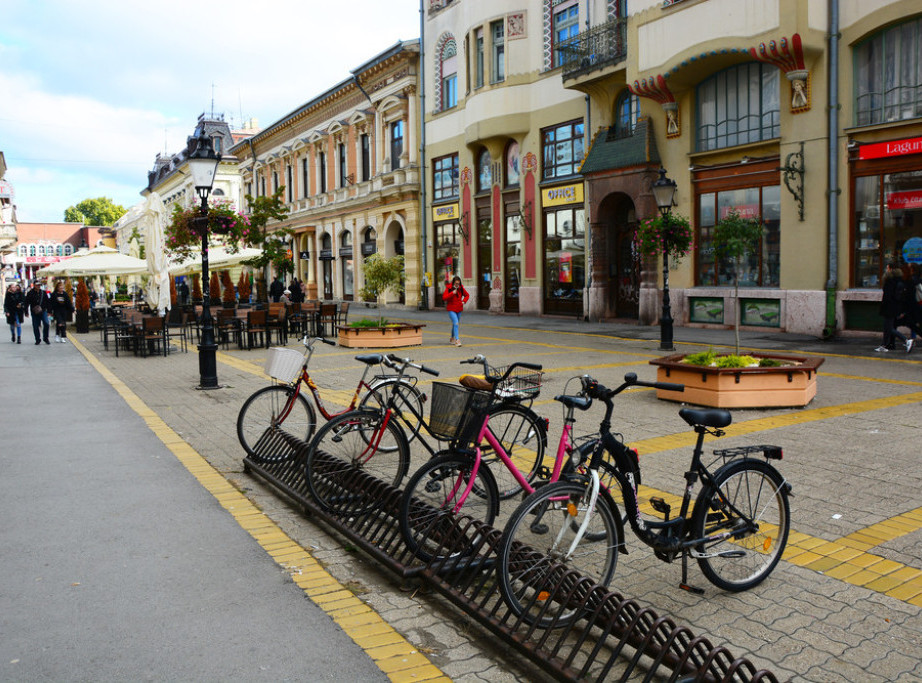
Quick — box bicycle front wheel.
[481,403,547,499]
[305,410,409,515]
[359,379,425,448]
[497,481,620,628]
[691,459,790,592]
[399,451,499,562]
[237,385,316,462]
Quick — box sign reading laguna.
[859,136,922,160]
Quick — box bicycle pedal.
[424,479,441,493]
[649,496,671,517]
[529,522,548,535]
[679,582,705,595]
[536,465,552,479]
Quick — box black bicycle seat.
[555,394,592,411]
[355,354,384,365]
[679,408,732,429]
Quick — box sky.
[0,0,420,223]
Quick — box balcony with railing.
[557,17,627,82]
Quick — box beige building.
[230,41,421,305]
[425,0,922,336]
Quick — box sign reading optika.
[432,203,460,222]
[541,183,584,207]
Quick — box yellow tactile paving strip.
[70,337,448,683]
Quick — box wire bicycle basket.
[428,382,492,445]
[264,347,305,384]
[488,365,543,400]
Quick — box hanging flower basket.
[166,199,252,260]
[634,213,694,260]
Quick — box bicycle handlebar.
[384,353,440,376]
[581,372,684,401]
[460,354,542,385]
[302,335,337,347]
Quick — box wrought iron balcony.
[557,17,627,81]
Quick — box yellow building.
[425,0,922,335]
[230,41,422,306]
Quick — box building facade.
[426,0,922,335]
[230,41,421,305]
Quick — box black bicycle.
[496,372,792,628]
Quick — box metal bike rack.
[244,429,779,682]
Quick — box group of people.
[4,279,76,345]
[877,262,922,353]
[269,277,307,305]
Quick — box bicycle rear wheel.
[496,480,620,628]
[399,451,499,562]
[691,459,790,591]
[305,410,409,515]
[237,385,316,462]
[481,403,547,499]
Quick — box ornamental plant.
[713,209,764,355]
[191,274,202,301]
[75,278,90,312]
[221,270,235,305]
[209,272,221,306]
[634,213,694,261]
[165,198,252,261]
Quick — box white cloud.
[1,0,419,222]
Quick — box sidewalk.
[0,338,395,681]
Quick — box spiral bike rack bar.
[243,429,779,682]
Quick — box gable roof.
[579,116,660,175]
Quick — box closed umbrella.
[142,192,171,314]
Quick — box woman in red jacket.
[442,276,470,346]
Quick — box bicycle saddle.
[355,353,384,365]
[679,407,732,428]
[555,394,592,411]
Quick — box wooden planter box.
[649,353,824,408]
[337,323,425,348]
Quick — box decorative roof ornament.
[630,75,680,138]
[750,33,810,112]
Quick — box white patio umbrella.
[142,192,171,314]
[168,246,263,275]
[37,246,148,277]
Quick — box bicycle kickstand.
[679,551,704,594]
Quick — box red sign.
[720,205,760,220]
[886,190,922,210]
[859,136,922,160]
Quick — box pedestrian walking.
[898,264,922,353]
[269,276,284,303]
[442,275,470,347]
[876,262,907,352]
[4,281,25,343]
[24,279,51,345]
[179,280,190,305]
[289,279,303,303]
[50,280,74,343]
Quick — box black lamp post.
[652,167,678,351]
[187,132,222,389]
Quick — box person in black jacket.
[269,276,284,303]
[4,281,26,343]
[24,279,51,345]
[50,280,74,343]
[876,262,908,353]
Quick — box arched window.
[37,245,45,256]
[505,141,520,187]
[614,90,640,138]
[340,230,354,300]
[29,245,36,256]
[362,227,377,257]
[64,244,73,256]
[56,245,64,256]
[211,188,225,196]
[19,245,27,257]
[440,39,458,110]
[696,62,779,151]
[477,148,492,193]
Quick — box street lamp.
[187,131,222,389]
[652,167,678,351]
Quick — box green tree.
[360,254,405,324]
[713,209,764,355]
[64,197,127,226]
[240,187,293,283]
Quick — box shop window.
[542,119,584,180]
[433,153,459,200]
[696,63,780,151]
[614,90,640,138]
[552,0,579,68]
[696,185,781,287]
[491,20,505,83]
[853,171,922,288]
[361,227,377,257]
[505,141,520,187]
[340,230,354,300]
[855,17,922,126]
[544,207,586,312]
[477,148,492,193]
[436,221,461,296]
[440,38,458,110]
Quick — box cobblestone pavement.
[72,310,922,682]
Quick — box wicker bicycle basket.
[264,347,304,384]
[489,365,543,399]
[428,382,492,444]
